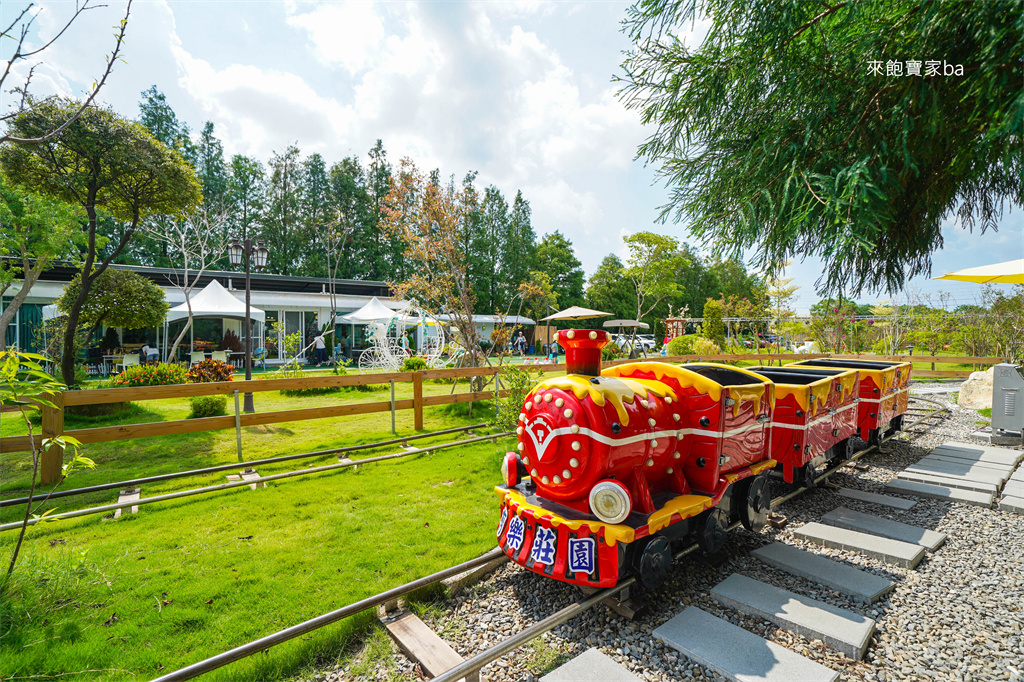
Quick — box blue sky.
[9,0,1023,312]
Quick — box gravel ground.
[305,384,1024,682]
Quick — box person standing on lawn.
[314,332,327,366]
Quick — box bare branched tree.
[145,207,229,361]
[1,0,132,145]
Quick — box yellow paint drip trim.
[532,374,672,427]
[646,494,714,534]
[497,487,635,546]
[603,362,724,403]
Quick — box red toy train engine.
[496,330,777,589]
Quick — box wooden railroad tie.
[380,605,478,682]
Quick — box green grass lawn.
[1,410,514,681]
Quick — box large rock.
[959,367,994,410]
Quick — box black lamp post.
[227,236,269,413]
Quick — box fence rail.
[2,353,1002,484]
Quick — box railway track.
[148,395,953,682]
[0,424,506,532]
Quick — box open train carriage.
[496,331,776,590]
[786,358,912,443]
[742,365,861,486]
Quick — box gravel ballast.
[302,386,1024,682]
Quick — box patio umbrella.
[601,319,650,329]
[540,305,612,321]
[935,259,1024,284]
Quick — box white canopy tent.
[166,279,265,325]
[334,296,399,324]
[163,280,265,361]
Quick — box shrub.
[189,395,227,418]
[186,359,234,383]
[401,356,428,372]
[667,335,721,357]
[109,362,188,388]
[219,329,242,352]
[702,299,726,348]
[494,366,536,431]
[602,343,625,361]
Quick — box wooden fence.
[2,353,1003,485]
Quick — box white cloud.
[286,2,386,74]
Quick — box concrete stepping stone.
[752,543,895,605]
[896,470,1000,494]
[998,497,1024,514]
[653,606,838,682]
[885,479,994,507]
[904,460,1008,484]
[931,442,1024,466]
[836,488,915,510]
[542,648,641,682]
[792,522,925,569]
[920,455,1014,473]
[711,574,875,660]
[821,507,946,552]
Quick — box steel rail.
[0,423,488,508]
[149,547,508,682]
[433,528,733,682]
[0,432,511,532]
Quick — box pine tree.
[262,145,304,275]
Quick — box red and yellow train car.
[786,358,912,444]
[743,365,860,486]
[496,330,776,589]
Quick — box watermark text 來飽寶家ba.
[867,60,964,77]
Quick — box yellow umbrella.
[935,259,1024,284]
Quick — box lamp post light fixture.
[228,237,270,413]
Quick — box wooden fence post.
[413,372,424,431]
[40,392,64,485]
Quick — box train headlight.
[502,452,521,488]
[589,479,632,524]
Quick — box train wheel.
[631,535,672,590]
[796,463,817,489]
[740,474,770,532]
[696,508,730,555]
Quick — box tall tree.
[619,0,1023,295]
[138,85,196,164]
[380,159,487,371]
[262,145,304,275]
[585,254,636,320]
[329,157,373,279]
[474,186,508,313]
[1,99,202,384]
[196,121,229,210]
[366,139,395,281]
[622,232,687,330]
[300,153,333,277]
[227,155,266,267]
[534,231,585,315]
[0,181,80,348]
[503,190,537,304]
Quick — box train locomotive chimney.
[557,329,610,376]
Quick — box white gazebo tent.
[163,280,265,361]
[335,296,399,323]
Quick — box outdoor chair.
[190,351,205,366]
[115,354,139,373]
[210,351,228,364]
[253,348,267,370]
